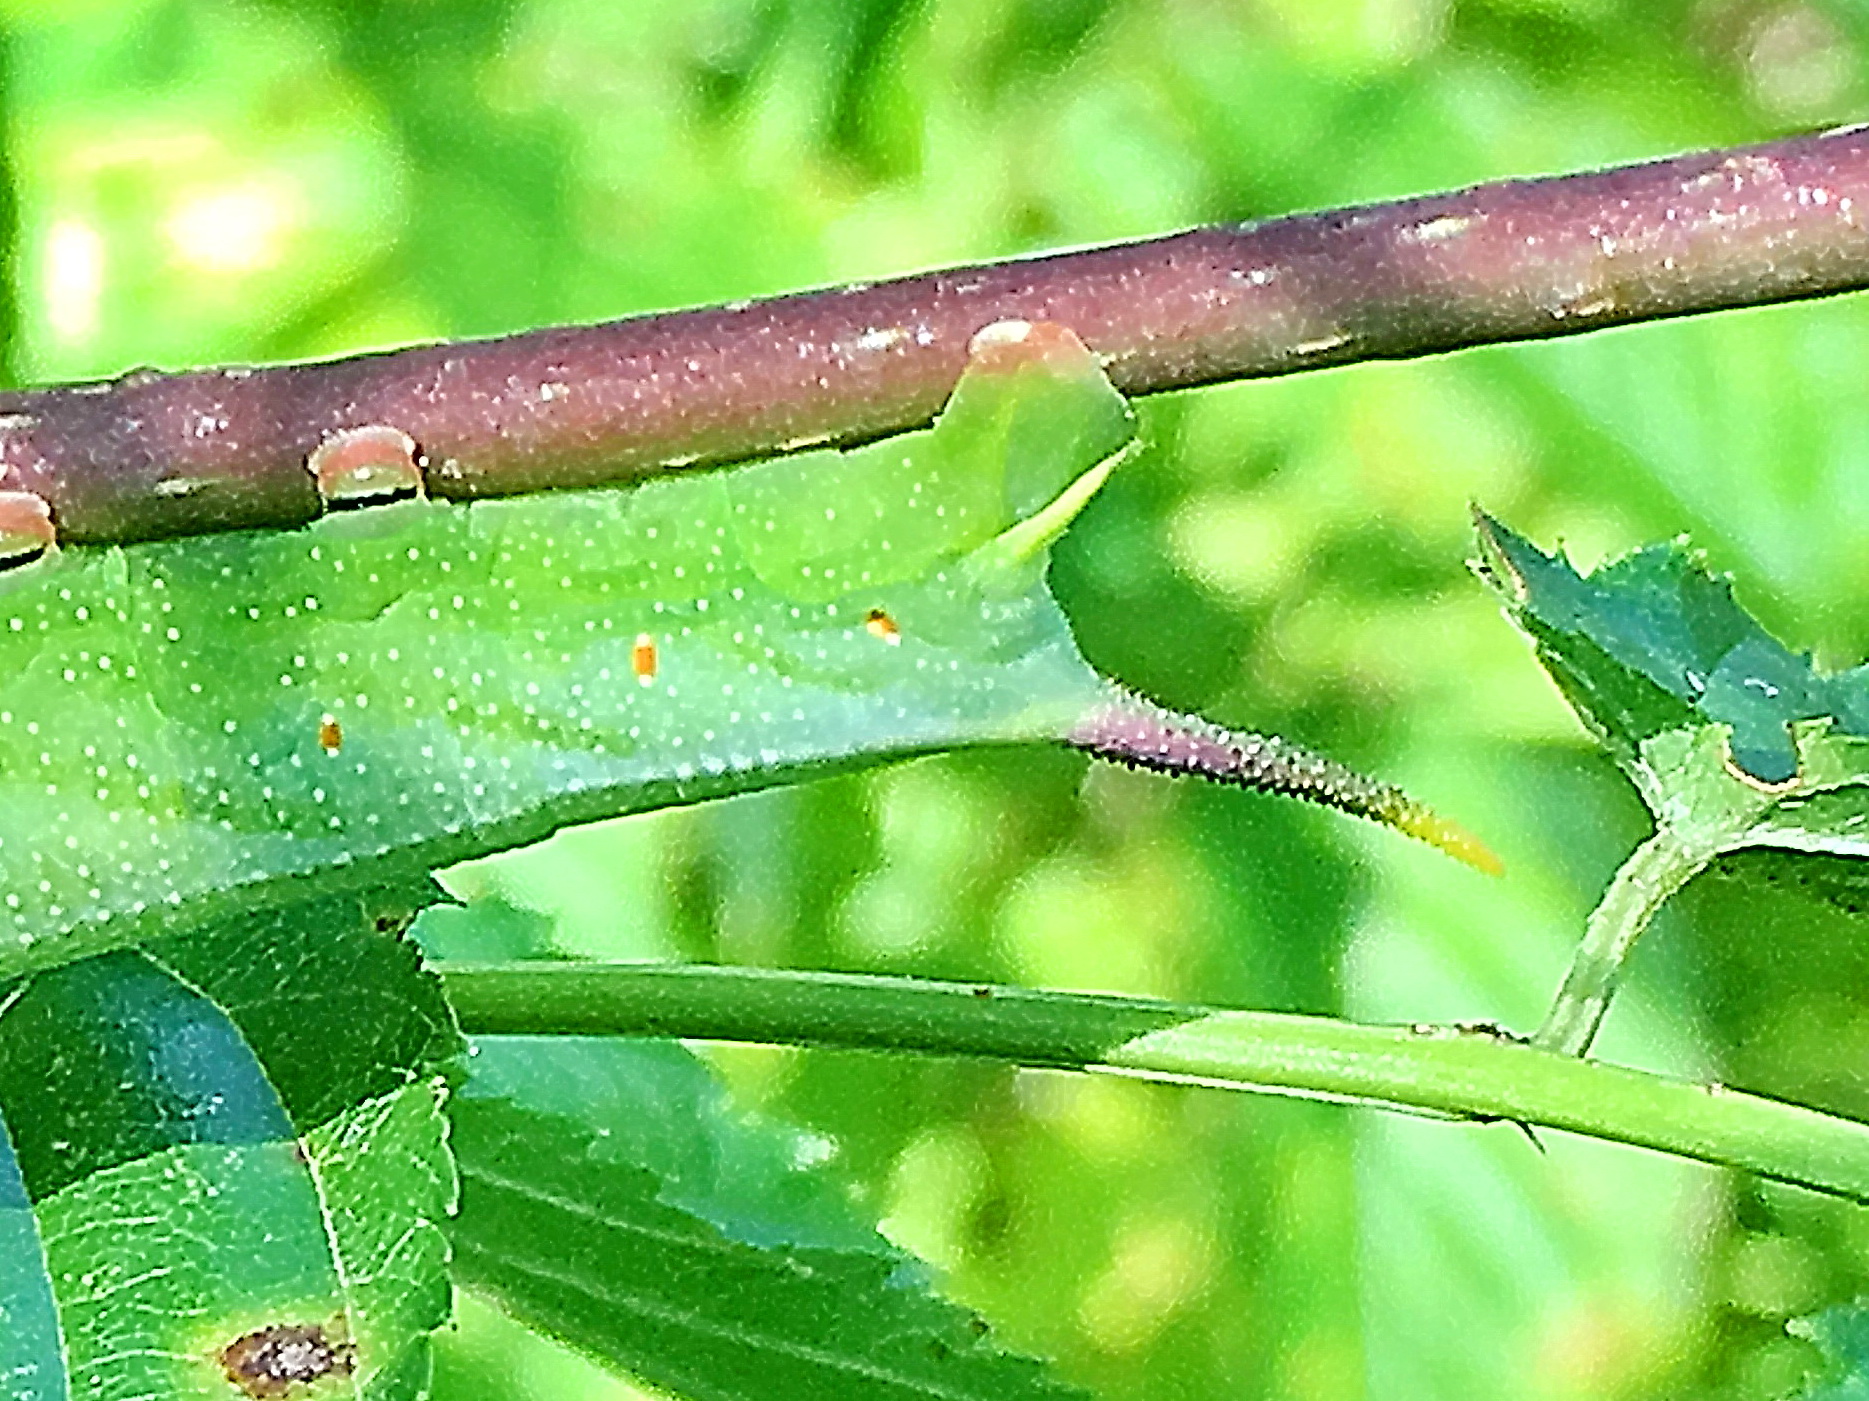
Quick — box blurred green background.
[4,1,1867,1396]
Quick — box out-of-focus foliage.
[4,2,1867,1398]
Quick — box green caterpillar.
[0,321,1490,978]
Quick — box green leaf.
[411,895,558,964]
[0,950,297,1199]
[143,883,462,1130]
[35,1139,358,1401]
[458,1038,893,1255]
[1709,843,1869,917]
[0,322,1131,978]
[300,1083,457,1401]
[1787,1301,1869,1400]
[1468,512,1869,866]
[1473,514,1869,1053]
[449,1037,1088,1401]
[1471,511,1867,784]
[151,888,461,1394]
[0,1104,65,1401]
[4,952,361,1399]
[0,892,458,1399]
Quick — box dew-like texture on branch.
[3,127,1869,546]
[0,325,1130,973]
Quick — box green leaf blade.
[450,1038,1089,1401]
[37,1143,349,1401]
[0,951,296,1200]
[0,1104,66,1401]
[143,885,461,1131]
[1476,513,1869,1052]
[1472,510,1866,783]
[301,1084,456,1400]
[0,893,460,1399]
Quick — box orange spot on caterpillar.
[219,1320,354,1399]
[306,425,424,507]
[633,633,658,684]
[864,608,902,645]
[318,716,342,754]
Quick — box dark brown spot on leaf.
[219,1321,355,1398]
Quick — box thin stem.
[1534,829,1718,1057]
[8,127,1869,545]
[438,962,1869,1204]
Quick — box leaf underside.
[450,1037,1089,1401]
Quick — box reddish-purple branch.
[7,125,1869,547]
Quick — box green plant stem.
[1534,827,1717,1057]
[438,961,1869,1205]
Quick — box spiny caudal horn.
[1068,689,1503,874]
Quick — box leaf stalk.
[438,961,1869,1205]
[1533,826,1722,1056]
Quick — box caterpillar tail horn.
[1067,690,1502,875]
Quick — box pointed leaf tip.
[1067,691,1501,873]
[1468,506,1527,604]
[1471,512,1869,786]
